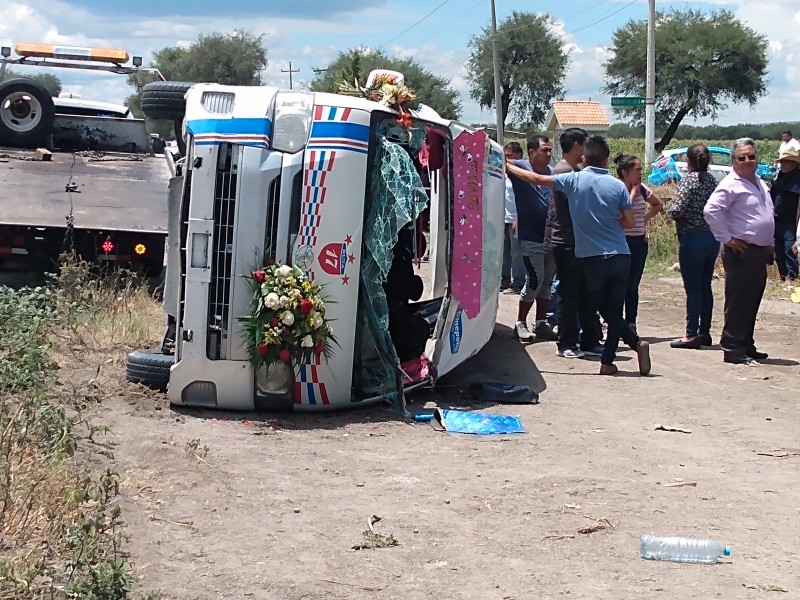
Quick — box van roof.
[54,96,130,117]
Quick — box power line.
[384,0,455,47]
[437,0,638,77]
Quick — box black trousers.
[720,245,769,354]
[552,246,602,351]
[582,254,640,365]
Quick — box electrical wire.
[384,0,456,47]
[436,0,638,77]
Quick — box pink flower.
[253,270,266,284]
[278,349,291,363]
[299,299,314,315]
[257,342,269,357]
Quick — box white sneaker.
[557,347,585,359]
[514,321,534,342]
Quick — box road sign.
[611,96,646,107]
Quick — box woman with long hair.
[667,144,720,348]
[613,153,664,335]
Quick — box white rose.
[301,335,314,348]
[281,311,295,326]
[313,316,324,328]
[264,292,280,309]
[277,265,293,278]
[290,289,302,299]
[279,295,289,308]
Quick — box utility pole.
[282,62,300,90]
[490,0,504,145]
[644,0,656,166]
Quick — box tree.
[310,48,462,119]
[1,70,62,96]
[466,11,568,127]
[604,9,768,151]
[126,29,268,137]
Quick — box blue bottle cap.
[723,547,732,557]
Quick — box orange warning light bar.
[14,42,130,64]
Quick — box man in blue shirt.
[506,135,558,342]
[506,135,651,376]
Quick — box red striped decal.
[341,107,351,121]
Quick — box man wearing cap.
[771,148,800,281]
[703,138,775,364]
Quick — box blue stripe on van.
[186,117,273,137]
[309,121,369,143]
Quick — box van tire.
[0,78,55,147]
[141,81,193,121]
[126,349,174,391]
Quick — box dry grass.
[0,256,165,599]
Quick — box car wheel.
[0,78,56,147]
[141,81,193,121]
[126,349,174,391]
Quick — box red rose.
[257,342,269,357]
[253,269,266,284]
[299,299,313,315]
[269,318,279,328]
[278,349,291,363]
[266,258,276,266]
[314,343,325,356]
[281,329,291,339]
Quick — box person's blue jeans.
[678,231,720,338]
[624,235,648,326]
[583,254,639,366]
[501,223,525,290]
[774,221,799,280]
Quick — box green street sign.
[611,96,646,107]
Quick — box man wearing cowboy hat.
[771,148,800,281]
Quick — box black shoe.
[698,333,713,347]
[723,352,753,364]
[670,337,702,349]
[746,347,768,360]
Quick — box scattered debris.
[149,515,198,531]
[542,534,576,541]
[661,481,698,488]
[352,515,398,550]
[757,449,800,458]
[578,518,613,535]
[655,424,692,434]
[742,583,788,593]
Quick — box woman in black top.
[770,150,800,281]
[667,144,720,349]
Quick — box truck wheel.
[126,349,174,391]
[0,78,55,147]
[141,81,193,121]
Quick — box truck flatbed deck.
[0,149,170,233]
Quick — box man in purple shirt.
[703,138,775,364]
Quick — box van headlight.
[271,91,313,153]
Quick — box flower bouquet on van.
[239,260,335,369]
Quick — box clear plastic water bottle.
[640,535,731,564]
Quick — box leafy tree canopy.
[126,29,268,137]
[604,9,768,150]
[1,70,62,96]
[310,47,462,120]
[466,11,569,127]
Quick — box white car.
[648,146,775,186]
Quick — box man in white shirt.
[779,131,800,156]
[502,142,525,293]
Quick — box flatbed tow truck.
[0,42,181,281]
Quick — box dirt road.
[94,277,800,599]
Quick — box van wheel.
[126,349,174,391]
[141,81,193,121]
[0,78,55,147]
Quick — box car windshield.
[711,151,732,167]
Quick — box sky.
[2,0,799,127]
